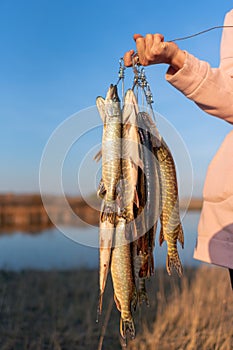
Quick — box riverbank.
[0,193,202,233]
[0,266,232,349]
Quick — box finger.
[133,33,143,41]
[145,34,154,59]
[123,49,135,67]
[153,33,165,44]
[145,33,154,52]
[135,36,148,66]
[151,34,166,56]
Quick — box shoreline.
[0,193,202,233]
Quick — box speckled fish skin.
[110,217,135,340]
[96,84,122,224]
[136,112,160,274]
[132,113,160,306]
[132,163,149,306]
[155,138,184,277]
[121,89,141,228]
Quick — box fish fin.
[101,201,116,224]
[120,317,135,340]
[125,123,131,132]
[130,155,143,171]
[93,149,102,162]
[159,227,165,246]
[96,96,106,122]
[166,254,183,277]
[178,224,184,248]
[131,220,138,240]
[139,260,148,278]
[114,294,121,312]
[131,288,138,311]
[133,189,139,208]
[97,179,106,199]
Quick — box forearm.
[166,52,233,124]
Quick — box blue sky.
[1,0,233,198]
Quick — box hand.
[124,33,186,72]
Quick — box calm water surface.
[0,212,202,270]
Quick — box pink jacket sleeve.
[166,10,233,125]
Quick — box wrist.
[168,44,186,71]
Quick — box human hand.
[124,33,186,71]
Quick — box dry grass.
[129,266,233,350]
[0,266,232,350]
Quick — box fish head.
[106,84,120,103]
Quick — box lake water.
[0,211,202,270]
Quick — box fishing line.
[170,25,233,42]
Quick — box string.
[170,25,233,42]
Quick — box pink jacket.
[166,9,233,269]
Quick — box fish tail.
[178,224,184,248]
[101,201,116,224]
[120,316,135,340]
[131,288,138,311]
[166,253,183,277]
[138,279,149,307]
[122,205,134,224]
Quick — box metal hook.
[116,57,126,102]
[132,53,141,90]
[131,52,139,66]
[118,57,125,80]
[139,68,147,89]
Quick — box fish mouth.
[109,84,120,102]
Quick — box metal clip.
[145,85,154,105]
[118,57,125,80]
[139,68,147,89]
[132,53,141,90]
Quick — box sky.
[1,0,233,199]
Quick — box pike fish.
[132,111,160,306]
[121,89,142,232]
[111,216,136,340]
[155,139,184,277]
[96,84,122,224]
[137,112,160,248]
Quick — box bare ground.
[0,265,232,350]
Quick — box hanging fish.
[137,111,160,257]
[121,89,142,234]
[96,84,122,224]
[154,138,184,277]
[110,216,136,340]
[131,111,160,306]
